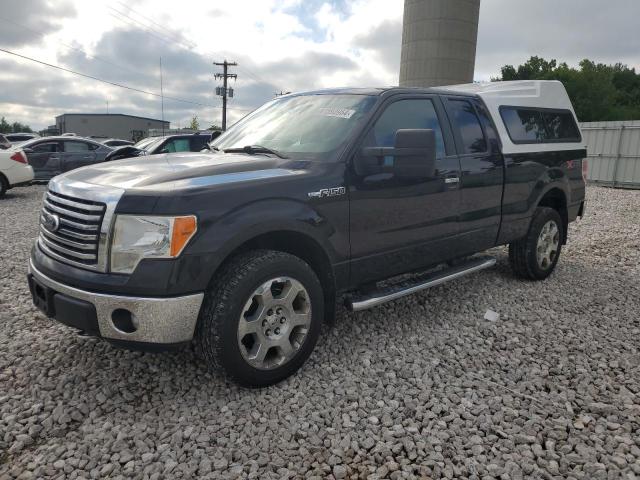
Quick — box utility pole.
[160,57,165,137]
[214,60,237,130]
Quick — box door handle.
[445,176,460,184]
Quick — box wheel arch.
[208,229,337,323]
[536,187,569,244]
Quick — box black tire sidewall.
[207,253,324,387]
[0,175,8,197]
[525,208,563,280]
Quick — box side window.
[365,99,446,158]
[32,142,60,153]
[165,138,191,152]
[501,107,547,143]
[64,141,90,152]
[448,99,487,154]
[190,136,208,151]
[541,111,581,142]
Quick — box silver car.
[18,137,113,181]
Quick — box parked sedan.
[5,132,40,145]
[0,148,34,197]
[104,133,212,161]
[101,138,134,147]
[17,136,112,181]
[0,134,11,150]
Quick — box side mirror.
[392,129,436,177]
[22,147,34,154]
[356,129,437,178]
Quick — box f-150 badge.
[308,187,346,199]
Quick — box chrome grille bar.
[43,199,103,222]
[38,186,107,268]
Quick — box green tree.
[0,117,33,133]
[494,56,640,122]
[207,124,221,131]
[189,116,200,130]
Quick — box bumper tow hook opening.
[111,309,137,333]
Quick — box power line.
[107,9,193,52]
[114,0,196,49]
[0,15,141,78]
[107,2,280,91]
[0,47,253,112]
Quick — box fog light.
[111,309,137,333]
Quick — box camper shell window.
[500,106,581,144]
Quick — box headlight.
[110,215,197,274]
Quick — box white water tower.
[399,0,481,87]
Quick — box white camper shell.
[441,80,585,155]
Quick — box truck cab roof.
[292,81,584,155]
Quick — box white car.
[0,148,34,197]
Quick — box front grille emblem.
[41,211,60,233]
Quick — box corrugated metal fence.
[580,120,640,189]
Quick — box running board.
[346,256,496,312]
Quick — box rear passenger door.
[27,141,63,180]
[444,97,504,253]
[61,140,99,173]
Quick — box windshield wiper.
[223,145,288,159]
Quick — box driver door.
[348,95,462,284]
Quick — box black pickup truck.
[28,81,586,386]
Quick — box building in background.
[399,0,480,87]
[55,113,170,141]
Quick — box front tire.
[196,250,324,387]
[509,207,563,280]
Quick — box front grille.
[38,190,106,268]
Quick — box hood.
[56,152,306,190]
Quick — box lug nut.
[280,317,286,324]
[262,320,268,327]
[267,309,273,316]
[276,308,283,314]
[274,328,280,334]
[265,329,271,336]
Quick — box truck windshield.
[213,94,377,159]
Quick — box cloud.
[353,19,402,75]
[0,0,76,47]
[1,0,639,130]
[476,0,640,79]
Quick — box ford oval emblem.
[42,211,60,233]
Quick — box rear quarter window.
[448,99,487,154]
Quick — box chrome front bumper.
[28,260,204,344]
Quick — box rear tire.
[196,250,324,387]
[509,207,563,280]
[0,174,8,198]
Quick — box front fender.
[165,197,349,295]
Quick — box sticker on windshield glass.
[319,108,355,119]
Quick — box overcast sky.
[0,0,638,130]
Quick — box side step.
[346,256,496,312]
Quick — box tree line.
[0,117,33,134]
[494,56,640,122]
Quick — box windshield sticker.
[319,108,356,119]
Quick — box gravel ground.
[1,184,639,480]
